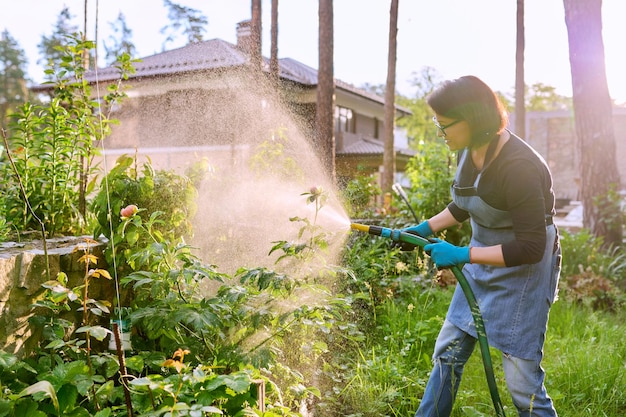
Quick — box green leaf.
[16,381,59,414]
[45,339,68,350]
[12,399,46,417]
[75,325,111,341]
[129,377,152,387]
[204,373,252,395]
[125,228,139,245]
[0,351,18,369]
[0,399,12,416]
[57,383,78,414]
[94,408,113,417]
[125,355,145,373]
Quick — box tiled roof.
[89,39,247,82]
[339,137,415,157]
[81,39,410,114]
[277,57,318,85]
[277,57,411,114]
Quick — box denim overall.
[416,144,561,417]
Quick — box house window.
[334,106,353,133]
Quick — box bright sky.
[3,0,626,103]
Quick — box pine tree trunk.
[251,0,262,72]
[316,0,336,182]
[381,0,399,194]
[563,0,622,246]
[270,0,279,79]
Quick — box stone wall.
[0,236,110,356]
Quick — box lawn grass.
[333,283,626,416]
[444,298,626,416]
[544,300,626,415]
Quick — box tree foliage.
[526,82,572,111]
[160,0,208,49]
[1,36,134,237]
[0,29,30,130]
[103,12,137,65]
[395,66,441,145]
[37,6,79,79]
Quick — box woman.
[406,76,561,416]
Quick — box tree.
[316,0,335,182]
[0,30,29,130]
[38,6,79,79]
[160,0,208,49]
[514,0,526,137]
[359,82,385,97]
[395,66,441,144]
[270,0,280,79]
[381,0,399,194]
[250,0,263,72]
[563,0,622,246]
[526,83,572,111]
[104,12,137,65]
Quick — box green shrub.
[91,154,198,279]
[560,228,626,280]
[341,169,382,219]
[559,228,626,311]
[8,186,352,415]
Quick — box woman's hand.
[424,239,470,268]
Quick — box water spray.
[350,222,506,417]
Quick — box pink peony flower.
[120,204,138,218]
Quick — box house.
[76,20,413,186]
[522,108,626,205]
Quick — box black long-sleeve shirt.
[447,133,556,267]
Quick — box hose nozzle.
[350,223,386,237]
[350,223,371,233]
[350,223,385,236]
[350,222,427,248]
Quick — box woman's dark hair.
[427,75,508,147]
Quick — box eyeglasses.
[432,116,462,137]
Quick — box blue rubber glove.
[403,221,433,238]
[424,239,470,268]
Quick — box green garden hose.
[350,223,506,417]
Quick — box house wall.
[109,88,252,146]
[103,77,316,173]
[354,114,378,139]
[99,72,409,182]
[524,108,626,202]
